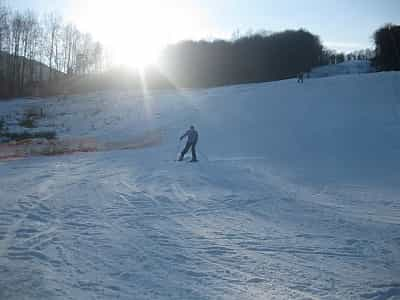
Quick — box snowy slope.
[310,60,374,78]
[1,72,400,300]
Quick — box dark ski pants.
[181,142,197,161]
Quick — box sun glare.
[70,0,212,69]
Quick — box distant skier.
[178,125,198,162]
[297,72,304,83]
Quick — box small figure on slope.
[179,125,199,162]
[297,72,304,83]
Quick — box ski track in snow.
[1,71,400,299]
[1,153,399,300]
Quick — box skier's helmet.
[190,125,195,130]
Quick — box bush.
[19,118,36,128]
[18,107,45,128]
[25,107,44,119]
[4,131,56,141]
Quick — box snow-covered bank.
[1,71,400,299]
[310,60,374,78]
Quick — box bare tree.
[26,11,41,82]
[0,4,106,96]
[35,15,47,81]
[62,23,73,74]
[92,41,103,73]
[44,12,60,80]
[10,11,24,90]
[19,10,38,89]
[0,1,10,80]
[0,0,8,52]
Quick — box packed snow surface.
[1,71,400,299]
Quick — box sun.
[111,35,162,70]
[71,0,210,69]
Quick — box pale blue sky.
[10,0,400,53]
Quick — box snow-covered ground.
[1,71,400,299]
[310,60,374,78]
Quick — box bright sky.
[10,0,400,67]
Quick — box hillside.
[310,60,374,78]
[0,71,400,299]
[0,51,65,97]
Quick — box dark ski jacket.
[181,129,198,144]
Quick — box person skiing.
[178,125,198,162]
[297,72,304,83]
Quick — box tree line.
[1,0,397,98]
[159,29,324,88]
[372,24,400,71]
[158,23,399,88]
[0,1,104,97]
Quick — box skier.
[178,125,198,162]
[297,72,304,83]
